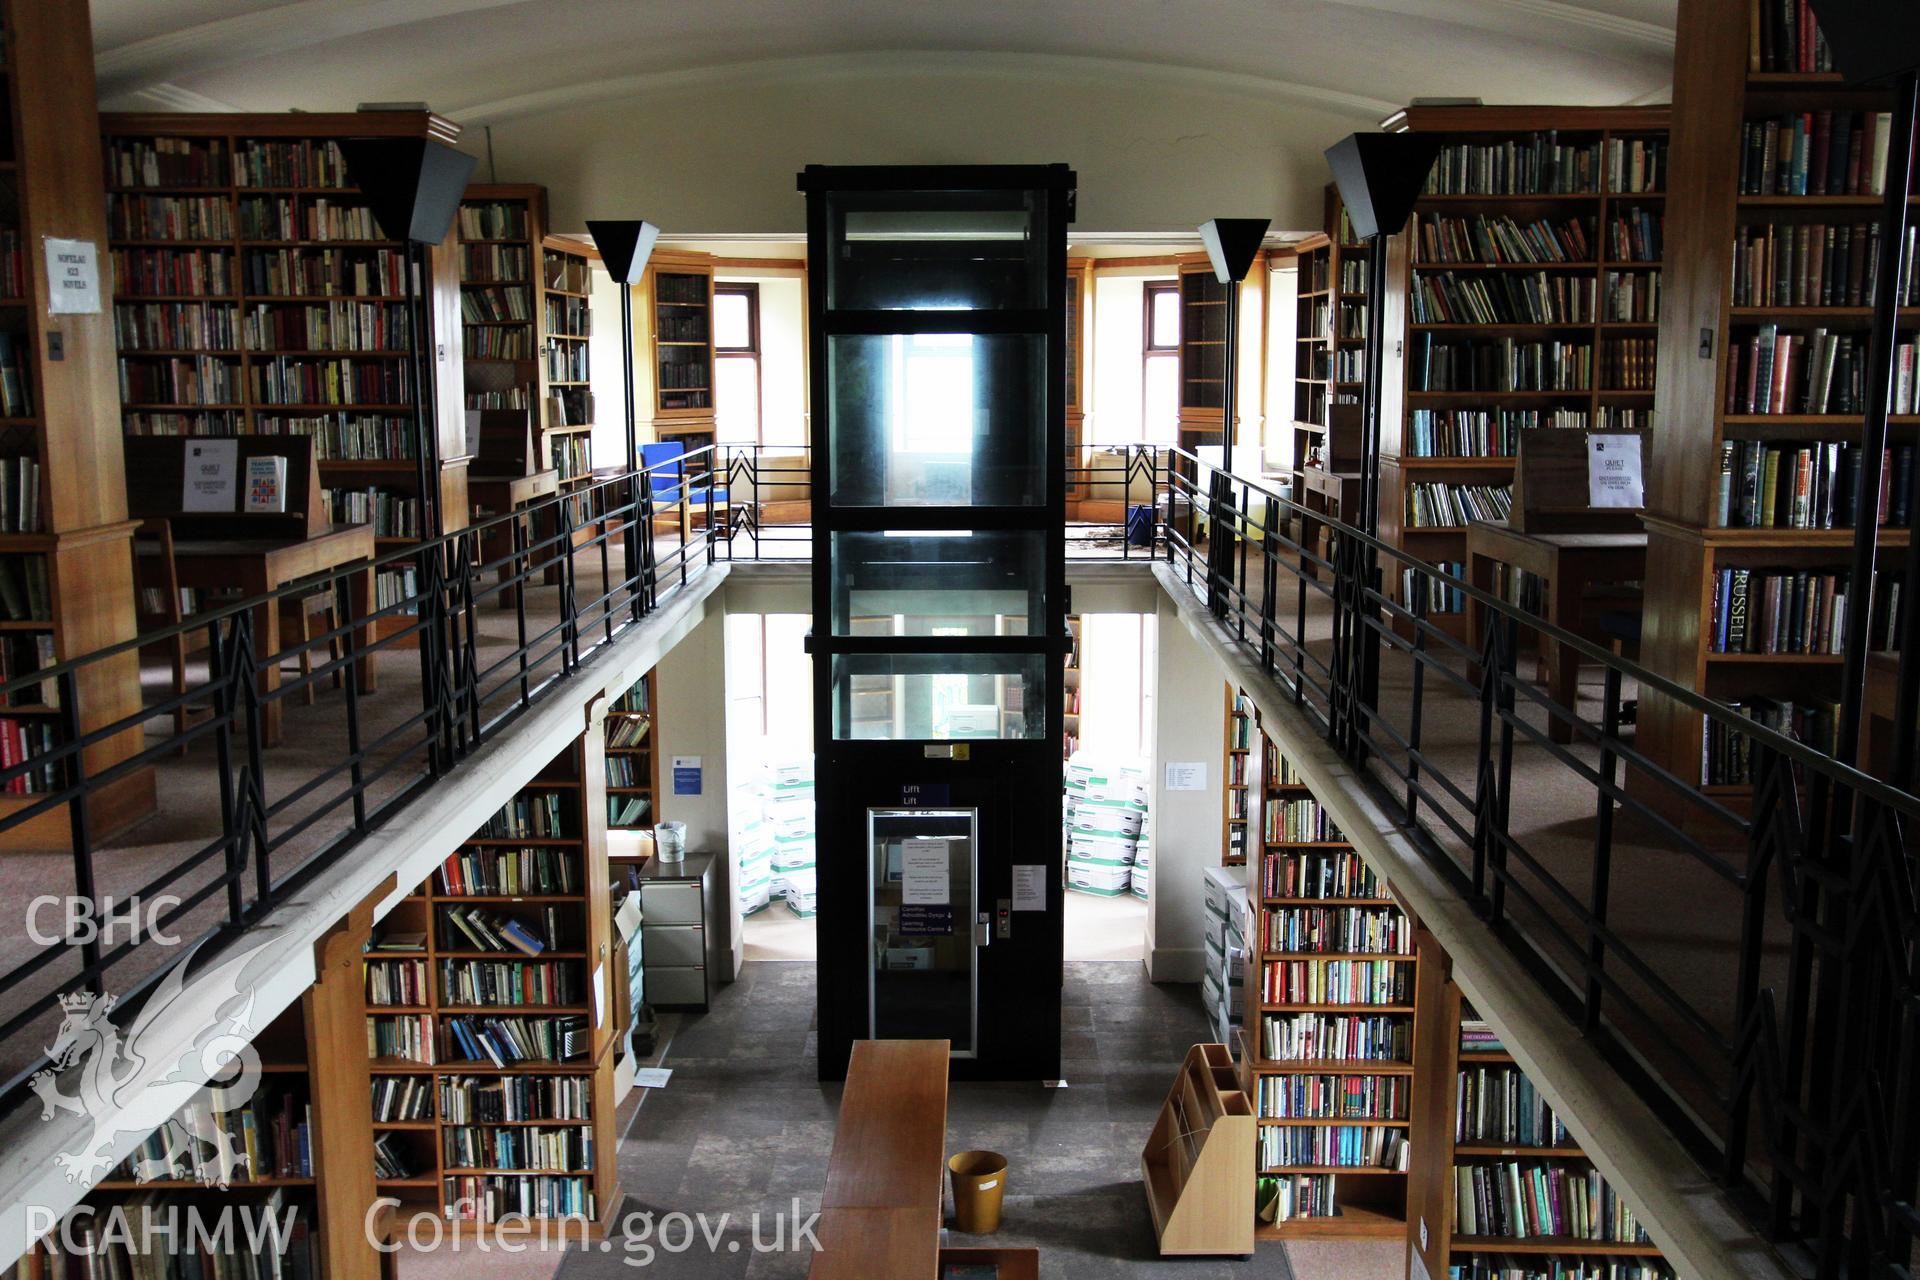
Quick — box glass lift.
[800,164,1076,1080]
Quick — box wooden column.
[1,0,153,847]
[306,881,393,1280]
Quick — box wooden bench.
[809,1039,1040,1280]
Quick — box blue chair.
[639,441,730,529]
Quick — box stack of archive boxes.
[735,814,775,917]
[1063,755,1152,897]
[762,758,817,918]
[1201,864,1250,1047]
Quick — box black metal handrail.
[1156,444,1918,1278]
[0,448,723,1102]
[5,435,1914,1274]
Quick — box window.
[714,282,761,444]
[1142,280,1180,445]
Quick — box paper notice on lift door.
[901,838,950,905]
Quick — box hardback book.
[243,455,288,513]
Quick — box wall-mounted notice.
[43,238,101,315]
[671,755,702,795]
[1012,864,1046,912]
[1165,761,1208,791]
[900,838,950,906]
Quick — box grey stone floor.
[553,960,1298,1279]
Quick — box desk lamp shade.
[1324,133,1444,240]
[1199,218,1271,284]
[587,220,662,286]
[337,137,475,246]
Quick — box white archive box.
[1066,830,1137,867]
[1065,858,1134,896]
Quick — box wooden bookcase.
[643,248,716,461]
[364,737,620,1238]
[1241,742,1428,1238]
[1177,253,1229,450]
[22,925,390,1280]
[458,183,544,421]
[540,238,595,491]
[1066,256,1091,505]
[98,108,472,635]
[1292,187,1370,554]
[604,669,656,830]
[1062,614,1081,759]
[1222,684,1254,866]
[1379,105,1671,638]
[1408,965,1670,1278]
[0,0,152,849]
[1639,0,1911,797]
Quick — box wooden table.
[810,1039,951,1280]
[470,468,559,609]
[1465,519,1647,744]
[168,524,377,746]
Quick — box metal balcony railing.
[0,439,1912,1274]
[1157,446,1919,1279]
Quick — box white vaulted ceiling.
[92,0,1675,120]
[88,0,1678,235]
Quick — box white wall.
[465,67,1362,237]
[1089,271,1151,446]
[654,607,738,976]
[587,263,631,469]
[1264,263,1299,474]
[1229,271,1267,480]
[1144,596,1226,981]
[716,272,806,448]
[1080,614,1150,763]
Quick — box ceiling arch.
[91,0,1676,120]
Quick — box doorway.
[1063,612,1156,962]
[725,612,818,962]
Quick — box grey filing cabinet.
[633,852,720,1010]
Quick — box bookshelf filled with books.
[1222,685,1255,866]
[101,108,472,640]
[1176,252,1230,451]
[643,248,716,471]
[364,738,620,1238]
[1066,256,1091,508]
[1408,968,1671,1279]
[1292,187,1370,555]
[458,184,543,426]
[1243,745,1428,1238]
[16,954,394,1280]
[99,109,473,635]
[1061,615,1081,759]
[540,238,595,492]
[1640,0,1915,797]
[604,669,656,829]
[0,1,153,848]
[1379,105,1671,637]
